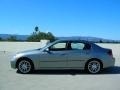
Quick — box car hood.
[16,48,42,55]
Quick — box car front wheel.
[17,59,33,74]
[86,60,102,74]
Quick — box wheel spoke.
[18,60,31,73]
[88,60,101,73]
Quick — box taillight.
[107,50,113,56]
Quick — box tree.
[0,37,3,41]
[47,32,55,41]
[27,34,39,42]
[99,40,103,43]
[27,26,55,42]
[35,26,39,34]
[7,36,17,41]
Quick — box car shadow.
[100,66,120,74]
[17,66,120,75]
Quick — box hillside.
[0,34,120,43]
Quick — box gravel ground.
[0,43,120,90]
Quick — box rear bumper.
[103,57,115,68]
[112,57,115,66]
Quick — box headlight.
[11,53,23,61]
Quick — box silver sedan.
[11,39,115,74]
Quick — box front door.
[39,41,68,68]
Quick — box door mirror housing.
[44,48,51,53]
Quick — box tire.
[17,59,33,74]
[85,60,102,74]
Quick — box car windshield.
[38,41,55,50]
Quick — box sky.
[0,0,120,40]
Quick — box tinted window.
[49,42,67,51]
[71,42,91,50]
[71,42,85,50]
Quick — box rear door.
[67,41,91,68]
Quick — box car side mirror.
[44,48,51,53]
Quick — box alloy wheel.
[18,60,32,74]
[87,60,101,74]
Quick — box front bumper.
[10,57,17,69]
[10,53,23,69]
[11,60,16,69]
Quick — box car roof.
[56,39,93,44]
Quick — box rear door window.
[70,42,91,50]
[71,42,85,50]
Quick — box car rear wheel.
[86,60,102,74]
[17,59,33,74]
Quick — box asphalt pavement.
[0,51,120,90]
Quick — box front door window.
[49,42,67,51]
